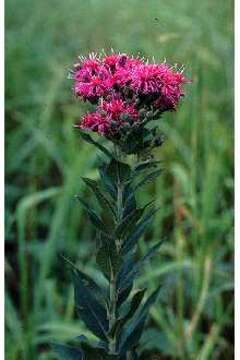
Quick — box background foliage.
[6,0,233,358]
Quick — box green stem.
[108,146,125,355]
[108,270,117,354]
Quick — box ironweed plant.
[53,52,189,359]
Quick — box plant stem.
[109,270,117,354]
[108,146,125,355]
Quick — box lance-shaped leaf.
[82,177,116,218]
[106,159,131,184]
[121,207,160,255]
[111,289,146,338]
[79,131,113,159]
[115,208,144,239]
[72,270,109,340]
[117,201,154,240]
[116,253,134,307]
[52,343,84,360]
[122,289,146,323]
[141,238,165,263]
[122,184,136,218]
[61,254,107,304]
[99,164,117,200]
[118,286,161,354]
[117,239,163,296]
[116,253,134,291]
[75,195,107,233]
[134,169,162,192]
[117,284,133,308]
[78,341,109,360]
[133,160,161,173]
[96,234,121,278]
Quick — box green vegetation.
[6,0,233,358]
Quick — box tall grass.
[6,0,233,358]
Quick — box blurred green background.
[5,0,234,359]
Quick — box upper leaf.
[133,160,161,173]
[96,234,121,278]
[99,164,118,200]
[116,253,134,294]
[115,208,144,239]
[75,195,108,234]
[82,177,116,218]
[106,159,132,185]
[79,131,113,159]
[121,207,160,255]
[133,169,162,192]
[122,184,136,218]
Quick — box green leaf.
[119,316,147,355]
[141,238,165,263]
[106,159,131,184]
[133,160,161,173]
[79,341,108,360]
[96,234,121,278]
[116,253,135,305]
[118,239,163,295]
[117,284,133,308]
[82,177,116,218]
[52,343,83,359]
[79,131,113,159]
[61,254,107,304]
[75,195,107,233]
[116,254,134,291]
[117,201,154,239]
[111,289,146,338]
[121,207,160,255]
[134,169,162,192]
[99,164,117,200]
[72,270,109,340]
[123,289,146,322]
[115,208,144,239]
[118,286,161,354]
[122,184,136,218]
[140,328,174,356]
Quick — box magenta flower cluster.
[72,52,188,138]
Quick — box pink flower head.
[103,53,143,72]
[103,54,124,73]
[74,58,101,80]
[74,74,109,101]
[130,63,168,95]
[130,62,188,110]
[76,112,110,135]
[72,52,190,140]
[99,99,139,123]
[73,56,110,101]
[102,53,143,88]
[154,68,188,110]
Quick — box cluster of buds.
[71,52,189,154]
